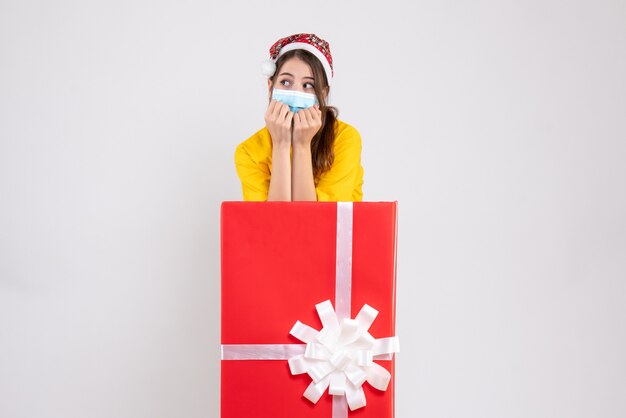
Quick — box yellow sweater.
[234,119,364,201]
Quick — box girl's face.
[268,57,320,96]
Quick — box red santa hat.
[261,33,334,86]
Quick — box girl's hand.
[265,100,294,149]
[292,105,322,148]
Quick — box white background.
[1,0,625,417]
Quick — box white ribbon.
[221,202,400,417]
[288,299,400,411]
[221,344,305,360]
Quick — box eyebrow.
[278,72,315,81]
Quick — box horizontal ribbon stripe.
[221,343,395,362]
[221,344,305,360]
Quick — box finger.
[298,110,310,128]
[272,101,284,116]
[276,102,290,120]
[285,111,294,125]
[313,109,322,125]
[302,107,314,125]
[280,107,294,128]
[293,111,302,126]
[310,106,322,123]
[266,100,278,118]
[269,101,286,123]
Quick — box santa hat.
[261,33,334,86]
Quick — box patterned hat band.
[261,33,334,87]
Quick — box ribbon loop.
[355,304,378,332]
[366,362,392,391]
[345,381,367,411]
[288,354,310,375]
[338,318,359,345]
[316,300,340,335]
[303,375,331,403]
[354,349,373,366]
[309,361,335,383]
[329,371,347,396]
[372,336,400,356]
[344,365,367,387]
[290,320,319,343]
[330,350,351,370]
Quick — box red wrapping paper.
[221,201,398,418]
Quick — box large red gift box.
[221,201,398,418]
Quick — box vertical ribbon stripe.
[335,202,353,321]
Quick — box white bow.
[288,300,400,411]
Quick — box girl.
[235,33,364,201]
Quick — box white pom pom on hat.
[260,59,276,77]
[261,33,334,86]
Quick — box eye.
[279,79,292,87]
[304,82,315,89]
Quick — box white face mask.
[272,88,318,112]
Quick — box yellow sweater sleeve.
[234,142,270,201]
[315,123,364,202]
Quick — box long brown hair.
[269,49,338,181]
